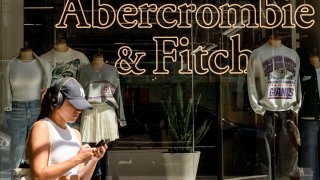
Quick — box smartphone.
[94,139,110,147]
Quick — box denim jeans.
[300,121,320,180]
[264,110,299,178]
[5,100,40,169]
[0,112,11,172]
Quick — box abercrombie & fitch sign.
[55,0,315,75]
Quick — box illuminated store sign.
[55,0,315,75]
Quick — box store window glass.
[1,0,320,179]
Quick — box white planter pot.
[162,151,201,180]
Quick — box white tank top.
[43,118,81,176]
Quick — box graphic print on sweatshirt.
[87,80,119,109]
[262,55,297,99]
[52,59,80,82]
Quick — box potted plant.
[160,83,212,180]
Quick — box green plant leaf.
[176,83,184,121]
[183,98,192,133]
[162,83,212,153]
[194,119,212,145]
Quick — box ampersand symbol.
[115,46,146,75]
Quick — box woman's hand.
[78,144,108,179]
[76,144,96,163]
[93,144,108,160]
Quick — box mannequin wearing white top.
[4,47,52,169]
[41,39,89,83]
[247,35,302,178]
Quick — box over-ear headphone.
[49,77,73,108]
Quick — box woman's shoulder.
[29,120,51,145]
[32,119,50,132]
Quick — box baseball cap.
[56,77,93,110]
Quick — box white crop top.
[43,118,81,176]
[10,59,42,101]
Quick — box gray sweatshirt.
[79,64,126,127]
[247,43,302,115]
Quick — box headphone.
[49,77,73,108]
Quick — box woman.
[28,77,108,180]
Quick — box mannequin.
[19,48,34,61]
[299,54,320,180]
[247,38,302,179]
[41,38,89,83]
[3,48,51,170]
[84,53,107,180]
[79,53,126,180]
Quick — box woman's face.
[55,100,82,123]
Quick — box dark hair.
[37,87,53,120]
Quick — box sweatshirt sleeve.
[79,52,90,66]
[291,54,302,113]
[4,63,12,111]
[115,73,126,127]
[247,51,266,115]
[78,66,90,95]
[291,75,302,114]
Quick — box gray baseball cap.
[58,77,93,110]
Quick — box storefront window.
[1,0,320,179]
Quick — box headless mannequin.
[266,35,300,179]
[54,39,69,52]
[19,48,34,61]
[310,55,320,68]
[267,35,282,48]
[91,54,105,71]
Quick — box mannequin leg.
[264,111,276,180]
[277,111,301,178]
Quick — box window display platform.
[0,170,313,179]
[104,175,268,180]
[106,149,269,180]
[0,174,268,180]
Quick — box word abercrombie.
[56,0,314,29]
